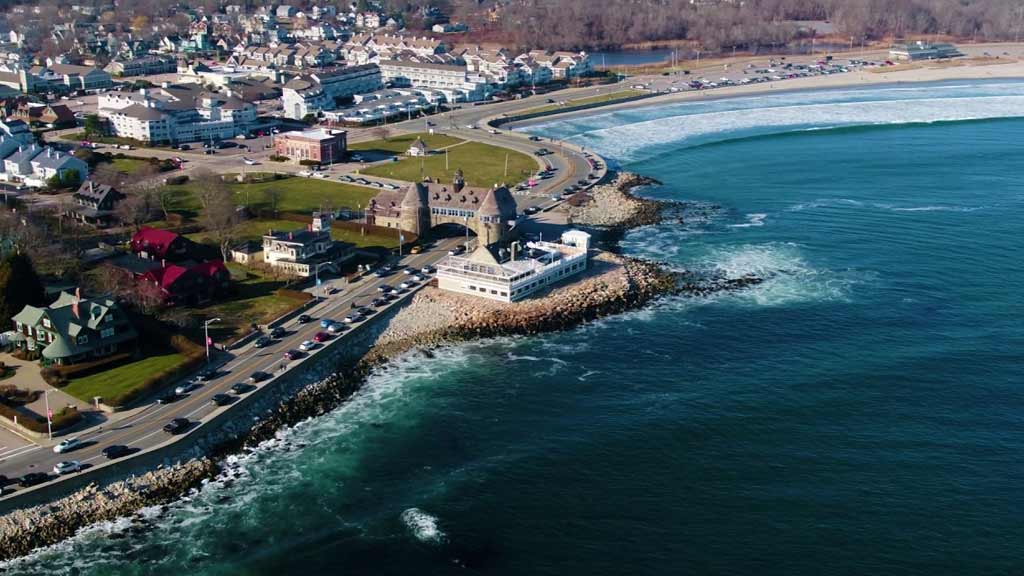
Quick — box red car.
[313,331,331,343]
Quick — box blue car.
[320,318,333,329]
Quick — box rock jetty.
[0,458,217,560]
[566,172,664,229]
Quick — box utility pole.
[204,317,221,362]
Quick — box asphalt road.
[0,237,462,495]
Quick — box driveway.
[0,354,92,422]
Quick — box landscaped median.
[517,89,649,116]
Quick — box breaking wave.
[401,508,446,544]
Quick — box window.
[101,327,114,338]
[77,335,89,345]
[42,318,51,329]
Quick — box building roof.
[279,128,343,142]
[130,226,183,258]
[12,290,137,361]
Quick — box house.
[13,103,75,127]
[889,41,963,62]
[407,136,429,157]
[65,180,125,227]
[49,63,113,90]
[136,259,231,306]
[0,117,33,143]
[379,59,490,102]
[230,240,262,264]
[12,290,138,365]
[281,65,382,119]
[261,213,354,277]
[130,227,196,261]
[1,143,42,180]
[27,148,87,188]
[98,84,258,144]
[105,55,178,77]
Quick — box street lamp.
[44,389,52,440]
[204,317,221,363]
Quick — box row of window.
[466,285,508,298]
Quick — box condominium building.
[379,59,490,101]
[281,64,382,119]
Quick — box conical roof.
[401,182,428,208]
[478,187,501,217]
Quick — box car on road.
[211,393,234,406]
[448,246,465,256]
[299,340,318,351]
[163,418,190,435]
[231,383,255,395]
[343,313,365,324]
[326,321,345,334]
[249,371,271,383]
[524,206,540,215]
[175,381,200,395]
[53,461,81,475]
[421,265,435,274]
[270,326,287,338]
[157,391,181,404]
[351,154,364,162]
[254,335,273,348]
[284,349,305,361]
[412,274,425,282]
[298,314,313,324]
[311,332,330,344]
[409,245,422,254]
[53,437,83,454]
[488,129,499,135]
[339,175,353,182]
[465,124,477,129]
[378,284,393,293]
[399,280,416,289]
[242,157,258,165]
[194,369,217,382]
[19,472,49,487]
[102,445,132,459]
[319,318,335,328]
[529,135,542,142]
[371,297,388,307]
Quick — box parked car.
[326,322,345,334]
[412,274,425,282]
[210,393,234,406]
[320,318,335,329]
[378,284,393,293]
[343,314,365,324]
[270,326,287,338]
[284,349,305,361]
[249,371,271,383]
[371,298,388,308]
[53,437,83,454]
[410,245,423,254]
[421,265,435,274]
[53,461,81,475]
[313,331,332,343]
[254,336,273,348]
[299,340,317,351]
[448,246,465,256]
[194,369,217,382]
[298,314,313,324]
[19,472,49,487]
[231,383,255,395]
[163,418,190,434]
[102,445,131,459]
[399,281,415,289]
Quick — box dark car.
[270,326,287,339]
[231,383,255,395]
[254,336,273,348]
[211,393,234,406]
[102,445,131,459]
[577,179,588,186]
[194,369,217,382]
[0,474,7,486]
[297,314,313,324]
[371,297,388,308]
[163,418,189,435]
[19,472,49,487]
[284,349,304,361]
[249,371,271,383]
[156,392,180,405]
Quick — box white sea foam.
[401,507,446,544]
[568,94,1024,162]
[730,213,767,228]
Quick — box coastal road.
[0,237,462,497]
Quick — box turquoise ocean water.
[6,80,1024,575]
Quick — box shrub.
[0,404,81,433]
[165,174,189,185]
[268,155,288,162]
[0,384,39,405]
[299,159,321,167]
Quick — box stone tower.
[400,182,430,237]
[477,186,504,246]
[453,168,465,194]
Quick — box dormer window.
[42,318,51,329]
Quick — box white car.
[399,281,415,289]
[312,172,327,178]
[53,437,82,454]
[299,340,317,352]
[242,157,258,166]
[53,461,81,475]
[298,170,312,177]
[175,381,200,395]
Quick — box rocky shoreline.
[566,172,665,229]
[0,171,756,563]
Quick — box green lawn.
[362,141,538,188]
[166,177,379,217]
[350,132,464,155]
[63,351,186,404]
[191,264,311,343]
[521,89,647,115]
[187,217,399,250]
[109,157,154,175]
[331,222,400,249]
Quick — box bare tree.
[264,186,282,218]
[199,182,239,263]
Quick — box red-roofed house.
[137,259,231,305]
[130,227,195,261]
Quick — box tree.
[302,113,319,125]
[115,191,157,230]
[82,114,103,139]
[193,170,238,262]
[0,253,46,328]
[264,186,282,217]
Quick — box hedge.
[0,404,81,434]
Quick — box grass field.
[166,177,379,217]
[108,157,155,175]
[350,133,464,155]
[186,217,398,250]
[362,141,538,187]
[193,264,311,343]
[521,89,647,115]
[63,351,186,404]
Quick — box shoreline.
[0,175,697,562]
[508,60,1024,130]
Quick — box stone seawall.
[566,172,665,229]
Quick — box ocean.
[6,80,1024,575]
